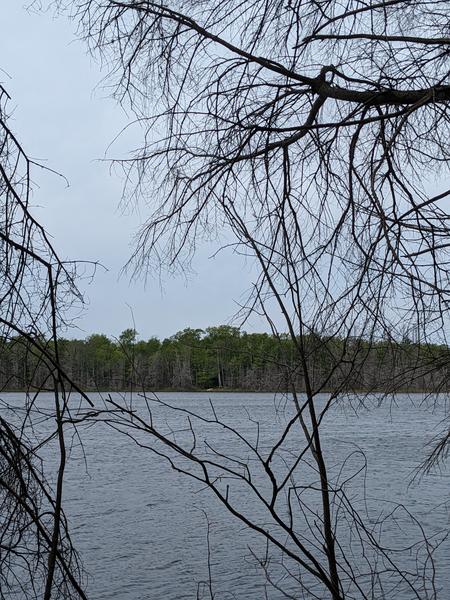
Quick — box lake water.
[1,392,449,599]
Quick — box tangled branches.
[0,84,88,599]
[65,1,450,346]
[25,2,450,598]
[67,0,450,465]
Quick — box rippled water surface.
[2,392,449,599]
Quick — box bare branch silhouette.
[36,1,450,597]
[0,83,90,599]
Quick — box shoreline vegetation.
[1,325,448,394]
[3,386,445,394]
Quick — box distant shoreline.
[1,386,444,395]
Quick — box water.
[1,392,449,599]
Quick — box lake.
[1,392,449,599]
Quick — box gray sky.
[1,4,260,340]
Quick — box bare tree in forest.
[0,84,89,599]
[44,0,450,598]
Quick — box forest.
[1,326,448,393]
[1,1,450,599]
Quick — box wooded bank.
[1,326,448,393]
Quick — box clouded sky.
[1,4,260,340]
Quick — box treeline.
[0,326,449,393]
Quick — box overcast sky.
[1,3,262,340]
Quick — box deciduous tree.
[54,1,450,598]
